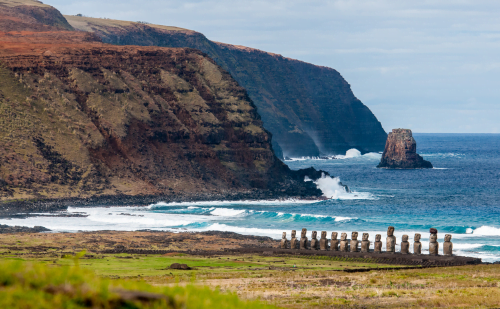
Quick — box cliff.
[377,129,433,169]
[0,26,321,202]
[65,16,388,157]
[0,0,73,32]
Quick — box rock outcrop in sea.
[377,129,433,169]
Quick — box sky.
[43,0,500,133]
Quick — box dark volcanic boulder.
[377,129,433,169]
[170,263,191,270]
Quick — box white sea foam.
[313,173,376,200]
[472,226,500,236]
[334,150,381,160]
[334,216,356,222]
[147,199,321,209]
[210,208,246,217]
[345,148,362,158]
[420,153,464,158]
[285,151,381,161]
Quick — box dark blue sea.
[1,134,499,261]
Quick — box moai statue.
[310,231,319,250]
[374,234,382,253]
[443,234,453,256]
[350,232,359,252]
[339,233,349,252]
[280,232,288,249]
[413,233,422,255]
[290,230,299,249]
[386,226,396,253]
[401,235,409,254]
[361,233,370,252]
[299,228,308,250]
[319,231,328,250]
[429,228,439,255]
[330,232,339,251]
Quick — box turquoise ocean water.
[2,134,499,261]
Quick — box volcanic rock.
[65,15,388,157]
[169,263,191,270]
[377,129,433,169]
[0,30,322,202]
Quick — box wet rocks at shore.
[377,129,433,169]
[0,224,50,234]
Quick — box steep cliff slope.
[0,0,73,32]
[0,29,321,201]
[66,16,388,157]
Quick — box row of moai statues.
[280,227,453,256]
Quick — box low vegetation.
[1,231,500,308]
[0,259,276,309]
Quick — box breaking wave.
[307,173,376,200]
[471,226,500,236]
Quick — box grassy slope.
[0,0,49,7]
[2,253,500,308]
[0,259,276,309]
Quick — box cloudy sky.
[44,0,500,133]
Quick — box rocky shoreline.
[0,189,324,217]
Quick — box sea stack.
[377,129,433,169]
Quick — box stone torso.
[361,233,370,252]
[319,231,328,250]
[386,236,396,253]
[339,233,349,252]
[310,231,319,250]
[400,235,409,254]
[429,233,439,255]
[413,233,422,254]
[443,234,453,256]
[374,234,382,253]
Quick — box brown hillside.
[0,30,321,201]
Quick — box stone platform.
[225,247,481,267]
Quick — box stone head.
[375,234,381,242]
[301,228,307,237]
[414,233,421,242]
[445,234,452,242]
[402,234,408,242]
[282,232,286,239]
[331,232,338,240]
[312,231,317,239]
[362,233,369,241]
[341,233,347,241]
[387,226,395,236]
[291,230,296,238]
[351,232,358,240]
[430,233,437,243]
[321,231,327,239]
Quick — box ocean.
[2,134,499,262]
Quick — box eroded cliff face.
[65,16,388,157]
[377,129,433,169]
[0,30,321,201]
